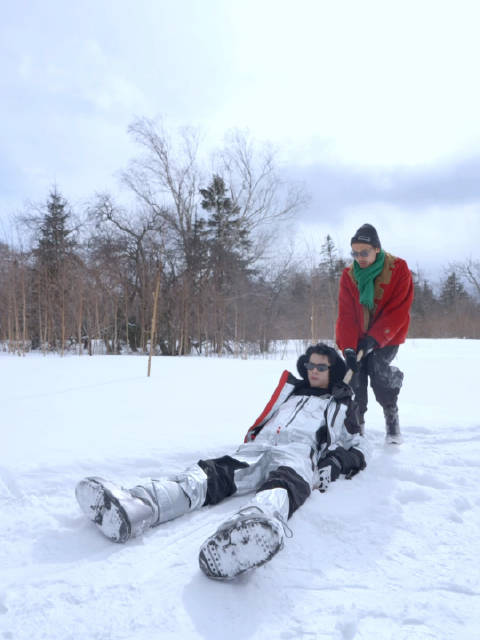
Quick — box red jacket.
[336,252,414,351]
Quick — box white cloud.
[212,0,480,166]
[1,0,480,273]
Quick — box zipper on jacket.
[322,398,340,448]
[283,397,309,429]
[329,402,341,429]
[275,397,309,440]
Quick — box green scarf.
[353,249,385,310]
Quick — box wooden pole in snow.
[147,268,162,378]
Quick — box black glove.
[329,446,367,479]
[343,348,358,373]
[318,456,341,482]
[357,335,378,356]
[331,381,353,402]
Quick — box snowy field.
[1,339,479,640]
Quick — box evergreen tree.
[31,188,79,351]
[411,271,437,318]
[199,174,253,290]
[439,272,469,310]
[34,188,77,277]
[199,175,254,352]
[318,235,346,280]
[314,235,346,340]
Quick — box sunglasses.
[351,248,374,258]
[305,362,330,372]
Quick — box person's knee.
[257,466,310,518]
[371,360,403,391]
[197,456,249,506]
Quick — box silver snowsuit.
[146,371,370,526]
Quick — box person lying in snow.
[76,343,370,580]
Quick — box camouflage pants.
[351,345,404,419]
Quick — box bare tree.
[0,121,317,357]
[219,130,307,231]
[455,258,480,300]
[123,117,202,258]
[89,194,170,350]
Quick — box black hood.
[296,343,346,391]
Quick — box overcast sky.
[2,0,480,278]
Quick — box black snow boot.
[384,406,403,444]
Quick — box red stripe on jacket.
[244,370,291,443]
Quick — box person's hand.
[317,456,341,492]
[343,348,358,373]
[357,335,378,356]
[318,457,341,480]
[331,381,353,402]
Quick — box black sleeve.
[331,383,362,434]
[344,397,362,434]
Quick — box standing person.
[75,344,369,580]
[336,224,413,444]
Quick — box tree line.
[1,119,480,356]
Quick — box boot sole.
[75,477,131,542]
[199,516,283,580]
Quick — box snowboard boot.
[76,477,191,542]
[198,506,286,580]
[75,477,157,542]
[384,406,403,444]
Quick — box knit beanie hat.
[351,223,381,248]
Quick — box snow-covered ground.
[1,340,479,640]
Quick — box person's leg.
[75,476,192,542]
[75,477,162,542]
[195,455,250,505]
[255,465,311,518]
[75,450,264,543]
[199,485,290,580]
[366,345,404,441]
[350,361,369,432]
[199,446,313,579]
